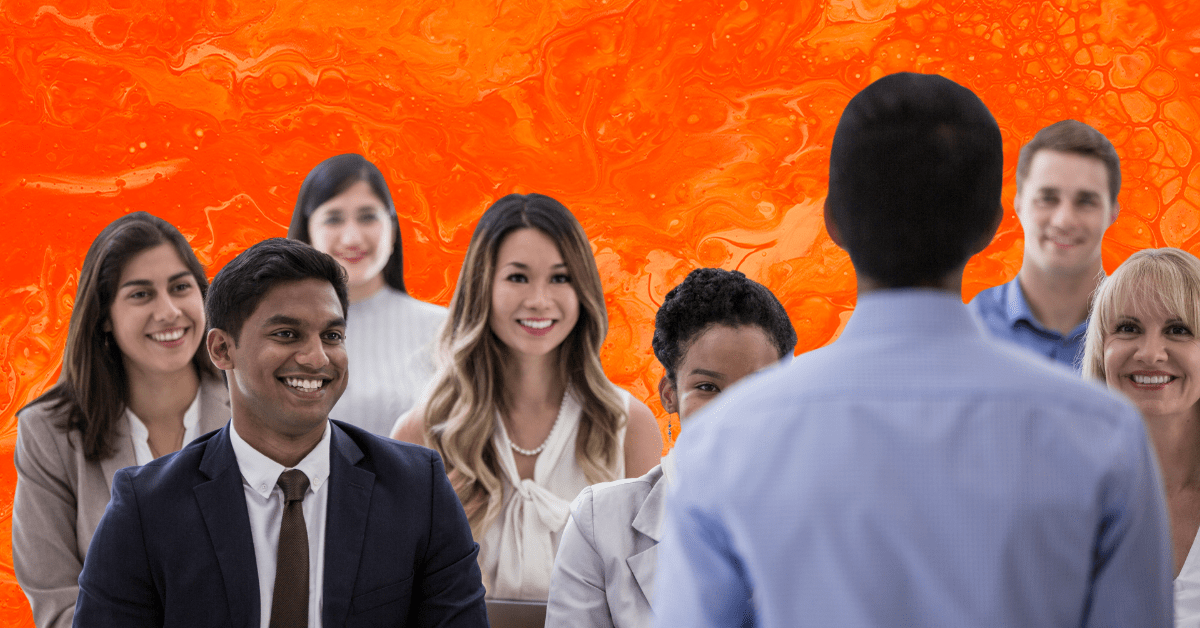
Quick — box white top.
[479,386,630,601]
[330,287,448,436]
[1177,526,1200,627]
[126,391,202,466]
[230,419,332,628]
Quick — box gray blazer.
[12,376,229,628]
[545,464,665,628]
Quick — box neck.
[1017,262,1103,335]
[856,268,964,297]
[348,274,386,304]
[231,413,326,468]
[124,362,200,426]
[503,348,566,412]
[1143,408,1200,492]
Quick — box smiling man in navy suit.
[75,237,488,627]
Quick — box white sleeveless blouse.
[478,385,630,601]
[1177,526,1200,627]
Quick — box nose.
[1048,202,1076,230]
[294,335,331,370]
[338,220,365,248]
[523,282,552,311]
[1133,332,1169,364]
[154,294,183,322]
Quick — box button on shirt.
[654,290,1172,628]
[230,420,331,628]
[969,277,1087,370]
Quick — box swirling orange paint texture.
[0,0,1197,620]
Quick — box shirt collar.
[841,289,981,339]
[229,419,332,499]
[126,389,202,441]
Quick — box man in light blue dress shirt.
[969,120,1122,370]
[653,73,1172,628]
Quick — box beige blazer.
[545,464,665,628]
[12,376,229,628]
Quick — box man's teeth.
[1133,374,1172,385]
[520,319,553,330]
[285,378,324,392]
[151,329,186,342]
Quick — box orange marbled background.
[2,0,1198,622]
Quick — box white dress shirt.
[230,419,331,628]
[126,391,202,466]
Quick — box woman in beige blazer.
[545,268,797,627]
[12,212,230,628]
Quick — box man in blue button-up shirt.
[654,73,1172,628]
[969,120,1122,370]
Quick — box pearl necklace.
[506,390,568,457]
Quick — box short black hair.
[207,238,349,343]
[825,72,1003,287]
[651,268,797,381]
[288,153,407,293]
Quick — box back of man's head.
[825,72,1004,288]
[206,238,350,343]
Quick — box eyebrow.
[503,262,568,270]
[262,315,347,329]
[119,271,192,289]
[688,368,726,379]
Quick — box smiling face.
[107,243,205,381]
[488,228,580,359]
[660,324,781,424]
[307,179,394,298]
[210,278,348,442]
[1016,149,1119,278]
[1103,299,1200,422]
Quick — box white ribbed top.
[329,287,448,436]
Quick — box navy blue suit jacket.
[74,420,488,627]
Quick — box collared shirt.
[230,419,331,628]
[969,277,1087,370]
[126,391,202,466]
[654,290,1172,628]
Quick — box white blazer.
[545,464,666,628]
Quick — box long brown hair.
[417,193,626,538]
[21,212,217,462]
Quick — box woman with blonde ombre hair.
[392,193,661,601]
[1081,247,1200,623]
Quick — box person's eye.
[128,289,150,300]
[506,273,528,283]
[322,215,345,226]
[1168,324,1193,337]
[358,213,379,224]
[272,330,297,339]
[1113,321,1139,334]
[172,281,194,293]
[324,330,345,343]
[696,383,719,393]
[550,273,571,284]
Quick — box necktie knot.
[277,469,309,503]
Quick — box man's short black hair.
[652,268,797,382]
[206,238,350,343]
[825,72,1003,287]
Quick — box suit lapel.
[322,422,375,627]
[99,416,137,495]
[195,425,260,628]
[627,466,667,610]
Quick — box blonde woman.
[392,193,662,601]
[1081,248,1200,625]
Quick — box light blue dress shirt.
[654,290,1172,628]
[969,277,1087,370]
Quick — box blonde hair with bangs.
[1082,248,1200,381]
[416,193,626,539]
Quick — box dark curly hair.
[652,268,797,382]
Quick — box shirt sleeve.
[74,469,164,627]
[1085,406,1173,627]
[12,409,82,628]
[653,477,754,628]
[545,488,616,628]
[411,451,490,628]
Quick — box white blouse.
[1177,526,1200,627]
[126,391,202,466]
[478,385,630,601]
[330,287,448,436]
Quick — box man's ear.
[207,328,235,371]
[1108,200,1121,227]
[823,202,844,249]
[658,375,679,414]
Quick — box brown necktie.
[270,469,310,628]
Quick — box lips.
[279,375,333,396]
[1127,371,1177,390]
[519,318,555,337]
[148,327,188,346]
[337,251,368,264]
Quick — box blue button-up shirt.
[969,277,1087,370]
[654,290,1171,628]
